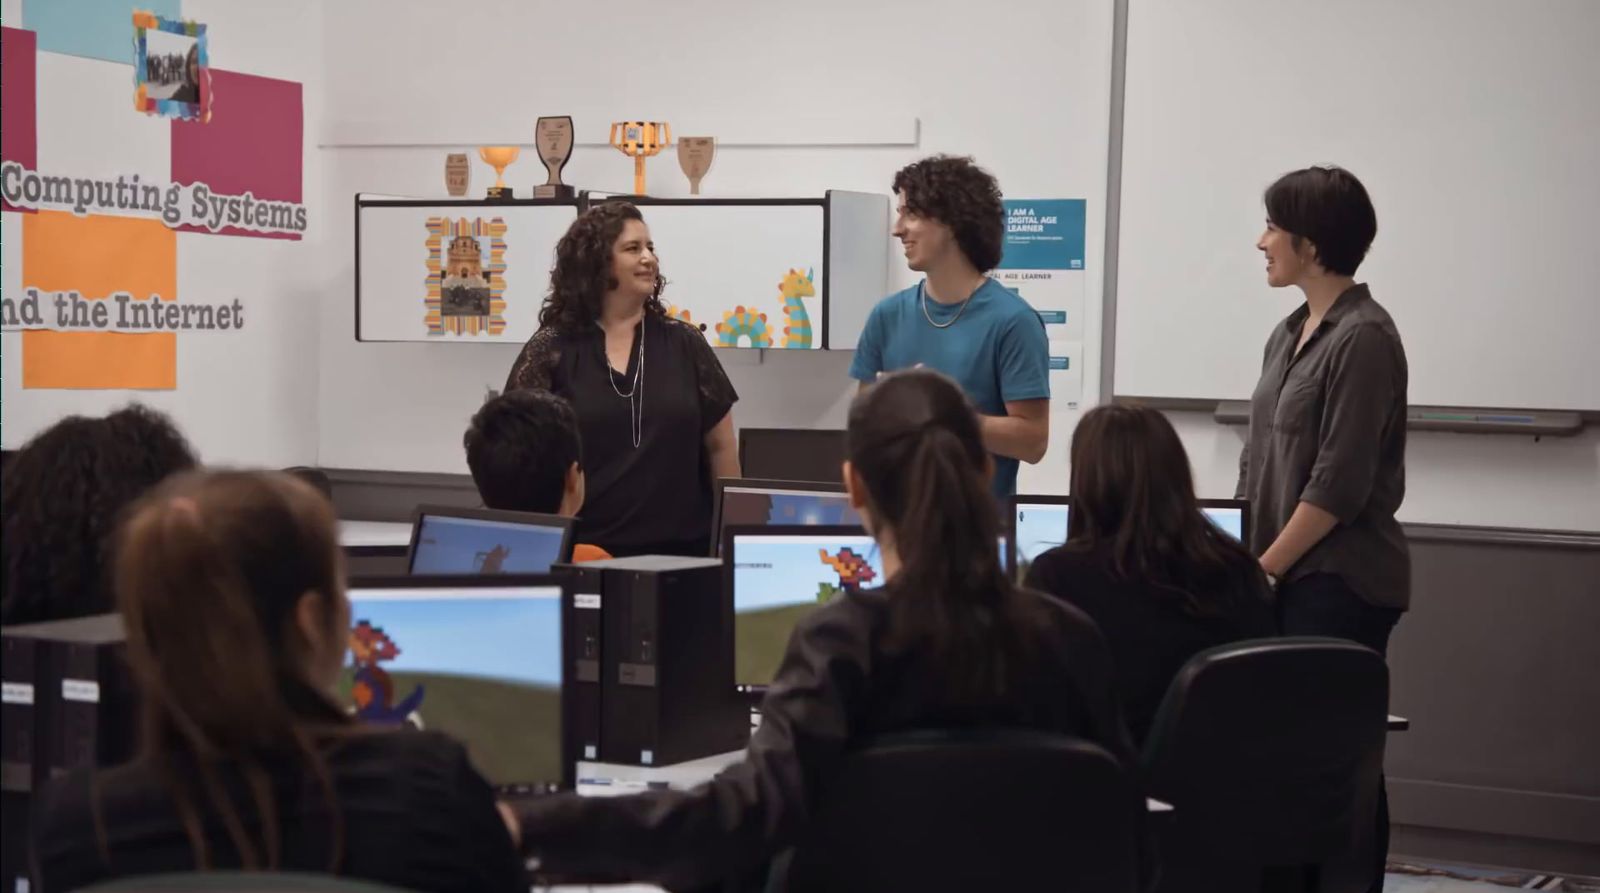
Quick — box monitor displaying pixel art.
[1011,498,1249,578]
[340,579,564,790]
[727,527,879,690]
[408,510,571,575]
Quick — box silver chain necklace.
[919,281,977,329]
[604,316,645,448]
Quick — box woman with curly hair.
[504,201,739,557]
[850,155,1051,498]
[1,404,197,625]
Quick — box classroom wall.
[1170,413,1600,532]
[0,1,325,467]
[313,0,1114,493]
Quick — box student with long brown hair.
[511,369,1131,889]
[1025,405,1275,745]
[33,471,525,893]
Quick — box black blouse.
[504,316,738,556]
[515,587,1135,890]
[1024,544,1276,747]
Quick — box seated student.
[1,404,197,625]
[465,388,611,561]
[512,369,1133,889]
[1025,405,1275,746]
[34,470,525,893]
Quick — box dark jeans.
[1278,573,1403,893]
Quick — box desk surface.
[338,519,412,548]
[576,750,1174,812]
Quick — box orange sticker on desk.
[21,211,177,390]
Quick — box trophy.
[609,121,671,195]
[534,116,576,198]
[477,146,521,200]
[678,137,715,195]
[445,153,470,197]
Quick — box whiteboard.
[625,200,826,350]
[357,200,577,342]
[1114,0,1600,411]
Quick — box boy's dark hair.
[1264,165,1378,276]
[464,389,581,514]
[892,155,1005,272]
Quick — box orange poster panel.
[20,211,178,389]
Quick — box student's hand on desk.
[497,801,522,848]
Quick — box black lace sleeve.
[664,318,738,431]
[503,327,562,394]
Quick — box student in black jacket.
[34,471,525,893]
[515,368,1134,890]
[1025,405,1276,746]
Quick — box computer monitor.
[726,525,878,697]
[1009,496,1251,576]
[342,574,570,791]
[406,506,574,576]
[709,478,862,557]
[737,428,847,484]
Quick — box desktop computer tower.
[593,556,747,766]
[1,614,136,892]
[554,563,605,764]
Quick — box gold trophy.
[478,146,521,200]
[677,137,715,195]
[534,116,576,198]
[445,153,470,196]
[609,121,671,195]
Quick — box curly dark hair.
[893,155,1006,273]
[537,201,666,330]
[1,404,198,625]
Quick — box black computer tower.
[2,614,136,892]
[1,635,39,893]
[554,563,605,765]
[592,556,746,766]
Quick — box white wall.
[0,1,325,467]
[1171,412,1600,532]
[314,0,1114,491]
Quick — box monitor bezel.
[723,523,873,701]
[708,477,850,558]
[345,572,575,791]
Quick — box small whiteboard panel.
[626,200,826,350]
[357,199,577,342]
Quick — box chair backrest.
[81,872,418,892]
[1141,637,1388,883]
[781,728,1142,893]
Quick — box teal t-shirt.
[849,278,1050,496]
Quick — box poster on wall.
[992,199,1087,408]
[1,13,306,396]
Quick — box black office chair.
[776,728,1143,893]
[1141,637,1388,893]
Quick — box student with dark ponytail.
[1025,405,1275,746]
[34,471,525,893]
[513,369,1132,890]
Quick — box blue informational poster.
[992,199,1088,408]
